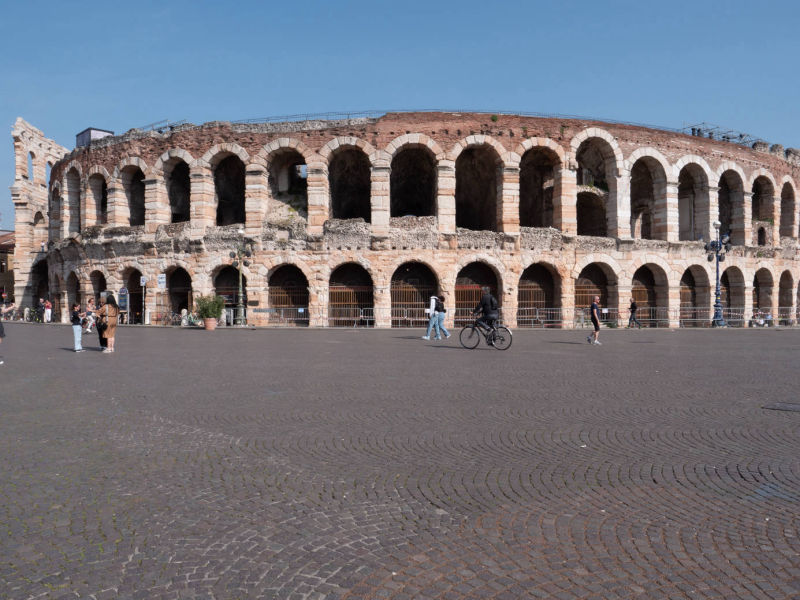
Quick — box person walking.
[587,295,602,345]
[422,294,440,340]
[97,293,120,353]
[37,298,45,322]
[0,302,16,365]
[435,292,450,340]
[95,296,108,351]
[44,299,52,323]
[70,303,85,352]
[627,298,642,329]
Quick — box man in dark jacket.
[473,287,499,331]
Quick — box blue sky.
[1,0,798,229]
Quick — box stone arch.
[630,263,669,326]
[115,158,148,227]
[517,262,562,328]
[118,266,145,323]
[779,177,796,238]
[327,144,372,221]
[575,262,619,317]
[266,264,310,326]
[261,141,312,220]
[677,160,710,242]
[628,153,669,240]
[213,264,247,323]
[519,144,562,228]
[720,266,745,315]
[752,267,774,314]
[212,154,246,226]
[65,167,81,235]
[66,271,81,309]
[716,165,745,244]
[454,261,502,325]
[318,136,376,162]
[778,270,794,324]
[112,156,149,180]
[672,155,714,182]
[447,134,510,164]
[390,261,440,327]
[256,138,318,168]
[86,168,109,226]
[569,128,624,176]
[679,265,711,327]
[624,147,674,180]
[328,262,375,327]
[454,142,504,231]
[514,137,567,167]
[32,210,47,250]
[383,133,446,162]
[750,170,776,223]
[165,266,193,314]
[390,144,437,218]
[200,143,250,170]
[153,148,196,174]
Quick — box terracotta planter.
[203,318,218,330]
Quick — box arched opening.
[66,168,81,235]
[88,174,108,226]
[718,171,744,244]
[268,264,310,326]
[576,192,607,236]
[121,166,145,227]
[45,162,52,186]
[678,164,709,241]
[720,267,745,326]
[778,270,794,325]
[50,189,61,241]
[31,260,49,303]
[124,269,144,324]
[214,265,247,325]
[632,265,668,327]
[27,152,34,180]
[214,155,246,226]
[455,262,499,326]
[329,148,371,222]
[328,263,374,327]
[519,147,559,228]
[679,267,710,327]
[757,227,766,246]
[89,271,106,305]
[32,211,47,251]
[751,176,774,222]
[455,145,501,231]
[166,159,191,223]
[780,182,795,238]
[575,263,618,324]
[269,150,308,219]
[630,158,667,240]
[66,272,81,309]
[752,268,773,325]
[517,263,560,328]
[390,262,438,327]
[168,267,192,314]
[390,147,436,218]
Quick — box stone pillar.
[373,282,391,328]
[190,167,215,231]
[245,166,267,236]
[59,288,69,323]
[501,278,518,328]
[370,164,391,237]
[743,277,754,327]
[664,180,680,242]
[667,283,681,328]
[500,166,519,234]
[308,282,327,327]
[142,274,158,325]
[560,275,576,329]
[705,185,719,243]
[306,163,328,236]
[144,177,169,233]
[106,179,128,227]
[82,180,96,228]
[736,191,752,247]
[554,167,577,234]
[437,161,456,233]
[609,171,631,238]
[768,195,779,246]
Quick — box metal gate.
[268,285,309,326]
[390,281,434,328]
[328,285,374,327]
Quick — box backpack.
[489,295,498,311]
[435,298,445,313]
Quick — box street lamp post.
[706,220,731,327]
[230,227,252,326]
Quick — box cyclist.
[473,286,499,332]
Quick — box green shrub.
[195,294,225,319]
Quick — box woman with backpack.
[435,292,450,339]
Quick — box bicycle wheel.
[491,326,513,350]
[459,326,481,349]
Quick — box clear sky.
[1,0,799,229]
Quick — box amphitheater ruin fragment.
[9,111,800,328]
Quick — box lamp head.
[712,220,721,230]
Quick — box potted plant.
[194,294,225,330]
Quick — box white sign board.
[140,276,147,286]
[157,274,167,289]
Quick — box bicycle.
[459,318,513,350]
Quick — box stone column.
[743,277,754,327]
[735,191,752,247]
[308,282,327,327]
[370,163,391,237]
[560,275,576,329]
[618,284,632,328]
[144,177,169,233]
[245,166,267,236]
[142,274,158,325]
[500,166,519,234]
[306,163,328,236]
[373,282,391,328]
[667,283,681,328]
[705,185,719,243]
[768,195,779,246]
[106,179,128,227]
[82,180,96,228]
[554,167,577,234]
[609,171,631,238]
[501,277,518,328]
[190,167,215,232]
[437,161,456,233]
[664,180,680,242]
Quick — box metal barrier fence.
[516,308,563,328]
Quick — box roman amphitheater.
[10,111,800,328]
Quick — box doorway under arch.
[214,265,247,325]
[454,262,499,326]
[390,262,438,327]
[517,263,560,328]
[168,268,192,314]
[329,263,374,327]
[268,264,310,326]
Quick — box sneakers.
[593,340,602,345]
[444,332,451,339]
[74,349,84,353]
[434,337,441,340]
[0,358,4,365]
[421,336,430,340]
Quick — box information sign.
[157,274,167,289]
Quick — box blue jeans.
[425,313,440,338]
[436,312,449,337]
[72,325,82,351]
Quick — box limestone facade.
[10,112,800,328]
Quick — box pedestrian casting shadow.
[547,341,585,345]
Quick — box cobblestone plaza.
[1,325,799,599]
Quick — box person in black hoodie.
[473,287,499,331]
